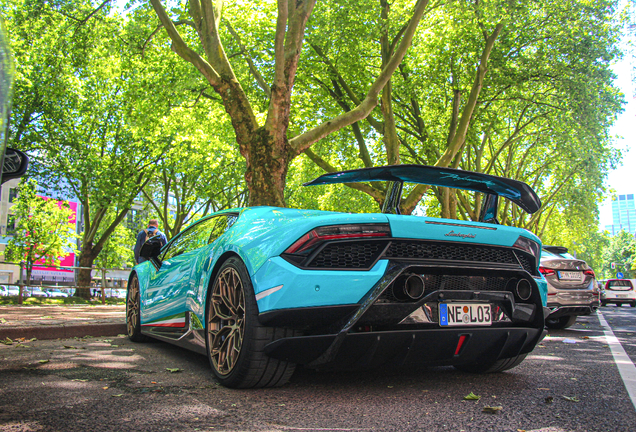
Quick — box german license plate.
[439,303,492,327]
[617,294,629,298]
[558,271,581,281]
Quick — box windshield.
[541,250,576,260]
[606,280,633,290]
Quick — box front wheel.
[545,314,577,329]
[206,257,296,388]
[126,274,149,342]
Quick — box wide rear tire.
[455,353,528,374]
[126,274,149,342]
[206,257,296,388]
[545,314,577,329]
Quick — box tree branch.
[289,0,429,155]
[149,0,222,86]
[225,20,271,98]
[304,149,384,204]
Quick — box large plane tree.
[149,0,430,207]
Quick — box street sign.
[617,272,624,279]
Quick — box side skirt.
[141,312,207,356]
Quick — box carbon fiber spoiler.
[304,164,541,217]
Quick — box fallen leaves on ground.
[563,396,579,402]
[1,337,13,345]
[464,392,481,401]
[482,406,502,414]
[166,368,181,373]
[545,396,554,404]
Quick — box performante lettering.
[444,230,476,239]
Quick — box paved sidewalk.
[0,305,126,340]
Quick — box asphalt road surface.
[1,306,636,432]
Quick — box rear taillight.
[583,269,595,278]
[539,266,555,276]
[284,224,391,255]
[512,236,541,261]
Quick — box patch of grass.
[0,296,125,306]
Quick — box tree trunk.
[245,127,290,207]
[75,242,101,299]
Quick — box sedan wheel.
[126,274,148,342]
[545,314,577,329]
[206,257,297,388]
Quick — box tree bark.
[75,242,101,299]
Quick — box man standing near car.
[134,219,167,264]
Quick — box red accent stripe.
[141,322,185,328]
[455,335,467,356]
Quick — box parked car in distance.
[539,246,597,329]
[601,279,636,307]
[27,286,47,297]
[45,288,69,298]
[0,285,21,296]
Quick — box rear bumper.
[602,297,636,304]
[261,260,546,368]
[264,326,545,368]
[547,305,594,319]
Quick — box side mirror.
[139,236,163,261]
[2,148,28,184]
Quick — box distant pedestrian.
[134,219,167,264]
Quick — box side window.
[160,214,237,261]
[160,228,198,261]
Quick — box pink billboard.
[31,198,77,283]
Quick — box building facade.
[605,194,636,236]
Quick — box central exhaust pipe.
[392,274,426,301]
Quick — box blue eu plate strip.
[439,303,448,326]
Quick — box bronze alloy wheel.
[126,274,148,342]
[208,266,246,376]
[127,276,141,337]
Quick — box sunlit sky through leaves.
[111,0,633,229]
[598,27,636,229]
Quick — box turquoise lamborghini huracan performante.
[128,165,548,388]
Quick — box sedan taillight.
[583,269,595,278]
[539,266,555,276]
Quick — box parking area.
[0,306,635,431]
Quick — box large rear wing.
[304,165,541,221]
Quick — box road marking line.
[597,310,636,410]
